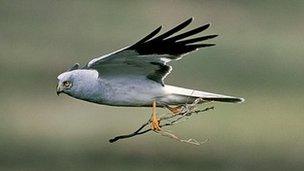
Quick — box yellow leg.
[151,100,161,131]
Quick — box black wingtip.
[130,25,162,48]
[166,23,212,42]
[187,17,194,23]
[155,25,163,32]
[181,17,194,27]
[204,23,210,29]
[154,18,194,40]
[178,34,218,45]
[205,34,219,40]
[128,18,217,56]
[197,43,216,47]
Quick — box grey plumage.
[56,18,244,107]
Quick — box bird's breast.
[100,77,167,106]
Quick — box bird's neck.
[70,69,106,104]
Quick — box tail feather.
[165,85,244,103]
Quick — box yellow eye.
[63,81,72,88]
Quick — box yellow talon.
[151,100,161,131]
[166,105,183,115]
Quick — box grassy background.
[1,0,304,170]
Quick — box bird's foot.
[165,105,184,115]
[150,100,161,131]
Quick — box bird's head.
[56,67,99,98]
[56,71,76,96]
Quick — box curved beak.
[56,83,63,96]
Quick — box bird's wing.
[85,18,218,86]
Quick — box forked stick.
[109,98,214,144]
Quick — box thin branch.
[156,131,209,146]
[109,99,214,144]
[109,122,150,143]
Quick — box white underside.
[98,76,243,107]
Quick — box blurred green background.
[1,0,304,170]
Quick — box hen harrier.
[56,18,244,131]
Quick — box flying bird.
[56,18,244,131]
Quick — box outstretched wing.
[85,18,218,86]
